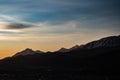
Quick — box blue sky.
[0,0,120,56]
[0,0,120,25]
[0,0,120,38]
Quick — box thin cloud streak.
[5,23,32,29]
[0,21,120,42]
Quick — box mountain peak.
[35,50,44,53]
[24,48,33,51]
[56,48,69,52]
[84,35,120,49]
[13,48,44,57]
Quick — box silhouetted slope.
[0,35,120,75]
[84,35,120,49]
[13,48,44,57]
[55,35,120,52]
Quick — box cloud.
[0,0,120,23]
[23,21,78,35]
[0,0,120,35]
[0,31,21,34]
[0,20,120,43]
[5,23,32,29]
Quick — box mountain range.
[12,35,120,56]
[0,35,120,76]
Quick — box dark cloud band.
[5,23,32,29]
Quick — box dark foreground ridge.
[0,35,120,80]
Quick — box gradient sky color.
[0,0,120,59]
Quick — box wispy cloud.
[5,23,32,29]
[0,0,120,41]
[0,14,21,22]
[0,14,33,31]
[0,0,120,23]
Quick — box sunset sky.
[0,0,120,59]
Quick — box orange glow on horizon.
[0,33,119,59]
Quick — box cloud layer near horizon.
[0,0,120,47]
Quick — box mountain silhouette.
[13,48,44,57]
[56,48,69,52]
[0,35,120,78]
[55,35,120,52]
[10,35,120,57]
[84,35,120,49]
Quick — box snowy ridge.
[13,48,44,57]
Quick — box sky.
[0,0,120,59]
